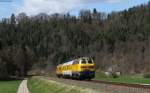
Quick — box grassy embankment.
[0,80,21,93]
[95,70,150,84]
[28,77,99,93]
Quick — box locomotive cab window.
[81,59,86,64]
[73,60,79,64]
[88,59,93,64]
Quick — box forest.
[0,2,150,79]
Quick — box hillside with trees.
[0,2,150,79]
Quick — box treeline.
[0,2,150,79]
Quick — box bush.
[95,70,108,78]
[143,74,150,78]
[112,73,119,78]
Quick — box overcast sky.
[0,0,149,19]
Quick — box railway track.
[90,80,150,89]
[41,76,150,93]
[44,76,150,89]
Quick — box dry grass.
[28,77,102,93]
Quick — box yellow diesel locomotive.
[56,57,95,80]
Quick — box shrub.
[95,70,108,78]
[112,73,119,78]
[143,74,150,78]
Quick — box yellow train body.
[56,57,95,80]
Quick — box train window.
[73,61,79,64]
[88,59,93,64]
[81,59,86,64]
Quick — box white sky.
[16,0,122,15]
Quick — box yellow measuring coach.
[56,57,95,80]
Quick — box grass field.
[0,80,21,93]
[95,71,150,84]
[28,77,100,93]
[28,78,83,93]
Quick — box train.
[56,57,95,80]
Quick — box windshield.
[88,59,93,64]
[81,59,86,64]
[81,58,93,64]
